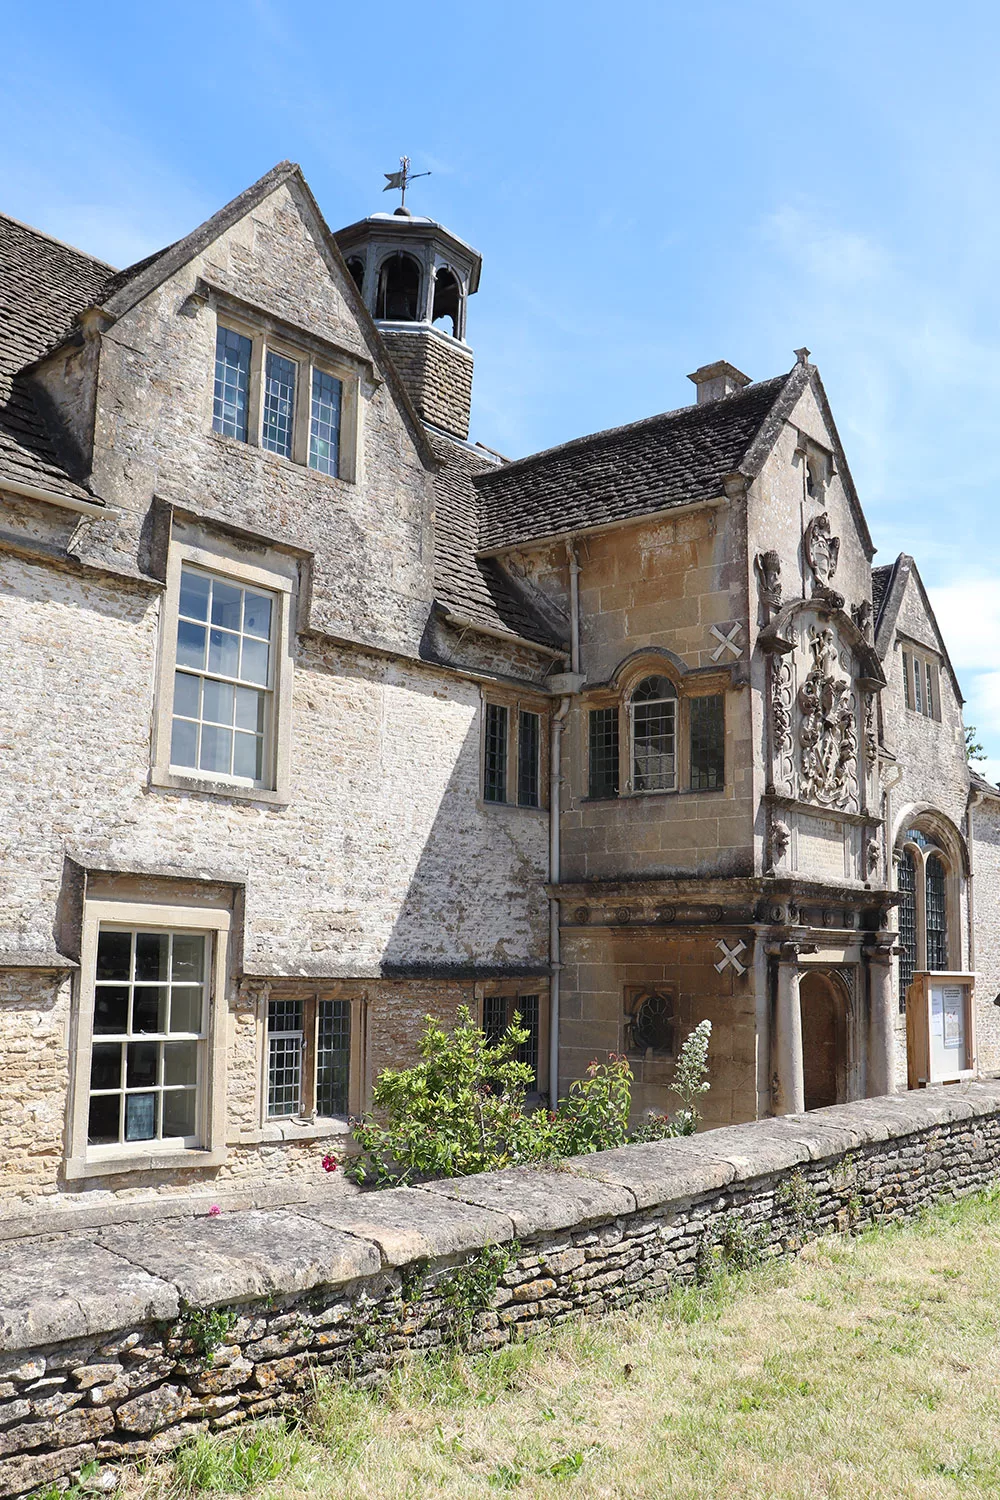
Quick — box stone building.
[0,161,994,1217]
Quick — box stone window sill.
[149,768,290,807]
[233,1117,355,1146]
[65,1146,228,1181]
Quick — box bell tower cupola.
[334,206,482,440]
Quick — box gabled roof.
[429,429,567,651]
[874,552,964,706]
[475,371,798,552]
[0,213,113,501]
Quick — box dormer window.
[376,252,422,321]
[210,317,356,482]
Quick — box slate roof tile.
[429,430,567,651]
[476,374,792,551]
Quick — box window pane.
[588,707,619,798]
[262,351,296,457]
[243,593,272,639]
[482,995,507,1046]
[96,930,132,982]
[240,636,270,687]
[902,650,912,710]
[162,1089,197,1138]
[235,686,265,732]
[93,986,129,1034]
[202,678,235,726]
[127,1041,159,1088]
[232,731,262,781]
[88,1094,121,1146]
[135,933,169,982]
[207,628,240,678]
[633,696,676,791]
[484,703,508,803]
[926,854,948,969]
[925,662,934,719]
[163,1041,198,1087]
[267,999,303,1117]
[91,1042,123,1092]
[179,569,211,622]
[172,935,205,982]
[515,995,540,1087]
[690,695,725,791]
[200,723,233,775]
[517,710,540,808]
[316,999,350,1116]
[125,1092,157,1142]
[174,671,200,720]
[898,848,917,1010]
[169,986,203,1034]
[913,657,923,714]
[213,327,251,441]
[309,368,342,477]
[176,620,207,671]
[132,987,167,1033]
[170,716,199,769]
[211,579,243,631]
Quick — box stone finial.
[794,347,811,365]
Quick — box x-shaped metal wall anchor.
[710,623,743,661]
[714,939,747,975]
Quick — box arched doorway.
[800,972,849,1110]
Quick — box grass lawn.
[128,1189,1000,1500]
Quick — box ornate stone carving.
[613,907,631,926]
[864,692,878,770]
[754,550,782,618]
[769,818,791,868]
[804,512,844,608]
[573,906,590,924]
[851,599,873,640]
[865,836,880,876]
[797,625,857,808]
[770,655,795,793]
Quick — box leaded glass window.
[88,927,207,1147]
[588,706,620,798]
[170,565,274,784]
[689,694,725,791]
[309,369,342,477]
[267,999,303,1117]
[484,703,508,803]
[316,1000,351,1117]
[482,994,507,1046]
[261,351,296,458]
[213,327,251,440]
[482,994,541,1088]
[517,710,540,808]
[926,854,948,970]
[898,849,917,1010]
[631,676,677,792]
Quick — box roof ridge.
[0,210,116,272]
[476,374,790,483]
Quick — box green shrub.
[341,1008,712,1186]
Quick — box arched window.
[630,676,677,792]
[895,823,959,1009]
[897,848,917,1007]
[432,267,461,336]
[345,257,365,296]
[376,252,422,321]
[926,854,948,970]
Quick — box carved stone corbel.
[754,550,783,621]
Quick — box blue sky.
[4,0,999,766]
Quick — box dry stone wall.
[3,1082,1000,1497]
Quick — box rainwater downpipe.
[548,539,583,1102]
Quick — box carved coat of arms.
[797,625,857,807]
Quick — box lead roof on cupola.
[333,213,482,293]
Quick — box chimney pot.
[687,360,752,405]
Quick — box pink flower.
[208,1205,221,1217]
[322,1154,339,1174]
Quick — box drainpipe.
[547,538,584,1103]
[548,694,572,1103]
[967,790,981,971]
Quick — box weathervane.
[383,156,431,211]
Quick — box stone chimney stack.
[687,360,752,406]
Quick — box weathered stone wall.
[971,795,1000,1068]
[2,1082,999,1498]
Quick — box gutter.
[1,476,106,517]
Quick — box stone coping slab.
[0,1239,178,1352]
[423,1165,636,1236]
[3,1082,999,1355]
[94,1211,381,1308]
[298,1188,514,1265]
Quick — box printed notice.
[931,988,944,1039]
[943,986,963,1049]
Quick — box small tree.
[630,1019,713,1142]
[966,725,987,763]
